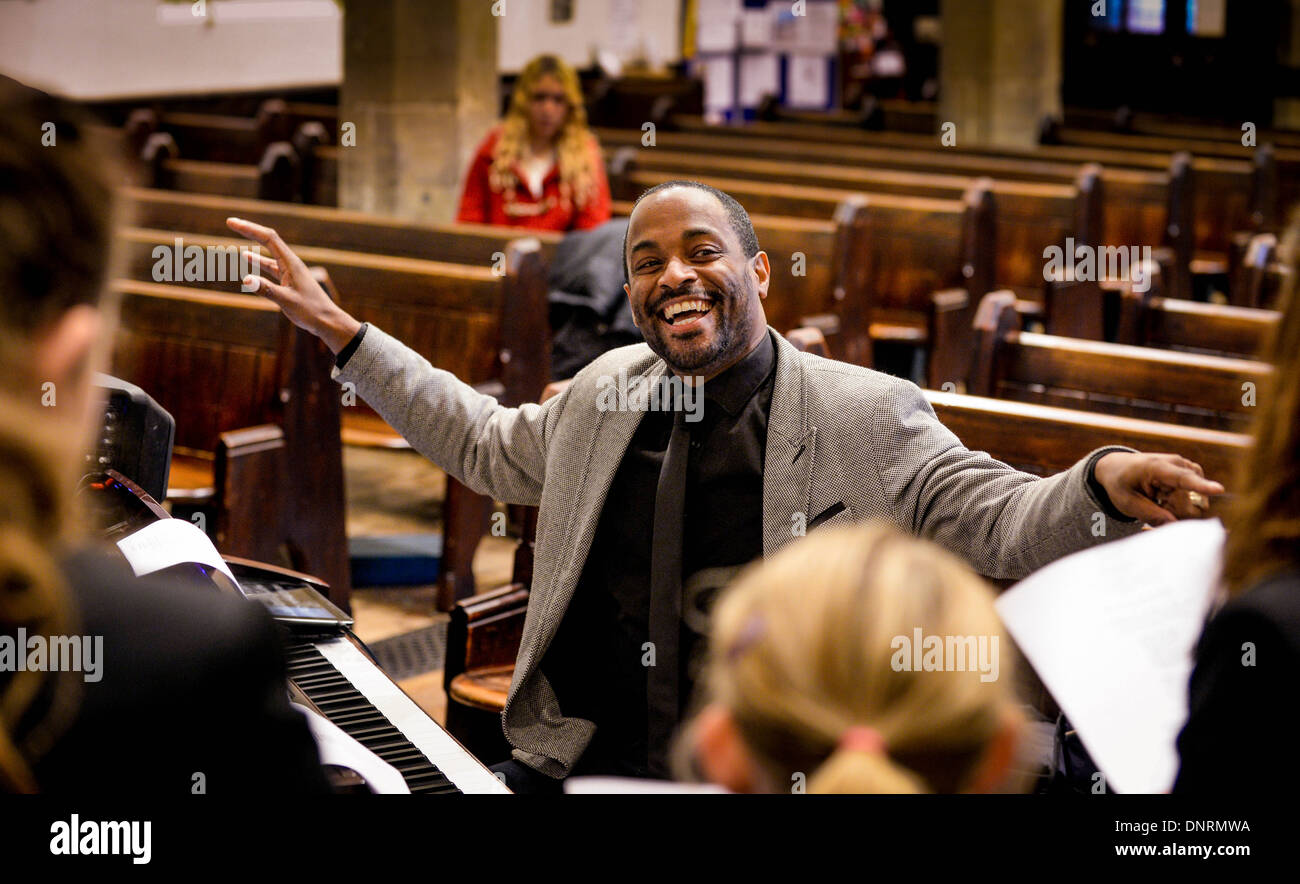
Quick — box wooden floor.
[342,444,516,727]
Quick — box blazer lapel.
[763,331,816,555]
[526,355,670,663]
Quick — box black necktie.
[647,407,690,777]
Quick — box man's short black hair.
[622,179,761,283]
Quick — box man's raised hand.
[226,217,362,354]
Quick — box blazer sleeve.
[332,323,563,506]
[869,377,1144,579]
[571,134,612,231]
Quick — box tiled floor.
[343,444,516,726]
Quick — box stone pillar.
[340,0,498,222]
[939,0,1063,149]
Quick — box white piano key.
[315,637,511,794]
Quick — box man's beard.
[641,278,755,374]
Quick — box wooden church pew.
[960,291,1269,433]
[108,278,351,610]
[608,146,1099,301]
[113,226,510,385]
[121,186,564,269]
[597,126,1183,294]
[139,131,300,202]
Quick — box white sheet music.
[314,637,511,794]
[994,519,1225,793]
[293,702,410,794]
[116,517,238,583]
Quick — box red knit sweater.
[455,127,612,232]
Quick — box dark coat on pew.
[1174,569,1300,794]
[547,217,642,380]
[13,547,329,794]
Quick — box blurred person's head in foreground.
[678,521,1027,794]
[0,73,118,792]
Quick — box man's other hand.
[1094,452,1226,526]
[226,217,362,354]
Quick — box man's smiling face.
[624,186,770,379]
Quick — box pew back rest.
[114,226,507,384]
[110,280,288,456]
[971,291,1270,431]
[925,389,1249,484]
[1134,298,1279,358]
[610,147,1085,298]
[121,187,564,267]
[598,126,1174,257]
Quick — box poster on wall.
[739,52,780,107]
[770,0,837,54]
[785,52,830,108]
[702,54,736,113]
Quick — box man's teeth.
[662,299,711,322]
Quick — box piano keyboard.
[285,636,510,794]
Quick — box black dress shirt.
[543,331,778,778]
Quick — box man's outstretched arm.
[872,377,1225,580]
[227,217,554,505]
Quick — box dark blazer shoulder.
[29,545,328,794]
[1211,570,1300,652]
[1174,569,1300,793]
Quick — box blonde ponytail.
[693,521,1023,794]
[808,742,929,794]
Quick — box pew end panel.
[926,287,976,391]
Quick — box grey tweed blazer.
[333,325,1141,778]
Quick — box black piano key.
[286,641,463,794]
[290,670,345,685]
[305,686,363,703]
[339,722,395,741]
[405,773,453,790]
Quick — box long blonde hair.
[1219,211,1300,599]
[490,55,600,211]
[0,76,116,792]
[688,521,1023,794]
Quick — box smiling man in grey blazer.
[228,180,1223,791]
